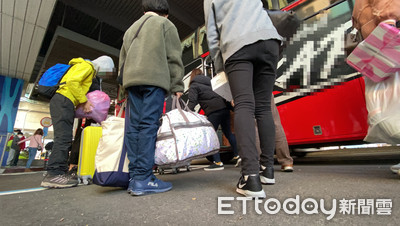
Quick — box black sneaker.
[260,165,275,185]
[41,173,79,188]
[236,175,266,198]
[204,162,224,171]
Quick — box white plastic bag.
[364,72,400,144]
[211,71,233,101]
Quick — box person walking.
[204,0,282,198]
[7,131,24,166]
[187,68,238,171]
[7,130,25,166]
[18,128,44,169]
[120,0,184,196]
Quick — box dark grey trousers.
[225,39,279,175]
[48,93,75,175]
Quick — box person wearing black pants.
[41,56,114,188]
[204,0,282,198]
[48,93,75,176]
[225,39,280,180]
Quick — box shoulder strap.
[133,15,152,41]
[124,15,152,63]
[119,15,153,76]
[33,136,40,147]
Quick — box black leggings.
[224,39,279,175]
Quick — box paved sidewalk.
[0,162,399,225]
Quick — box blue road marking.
[0,187,48,196]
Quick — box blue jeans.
[207,108,238,162]
[26,147,38,168]
[125,86,165,180]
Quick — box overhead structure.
[1,0,206,85]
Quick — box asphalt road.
[0,146,399,225]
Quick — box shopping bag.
[346,22,400,82]
[155,97,220,167]
[92,102,129,188]
[210,71,232,101]
[75,90,111,123]
[363,73,400,144]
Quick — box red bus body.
[277,77,368,147]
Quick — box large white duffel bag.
[155,97,220,167]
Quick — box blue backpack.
[37,64,71,99]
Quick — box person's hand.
[82,101,93,114]
[230,100,235,107]
[175,92,183,99]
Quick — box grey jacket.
[204,0,282,72]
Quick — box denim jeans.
[225,39,279,175]
[125,86,165,180]
[26,147,37,168]
[207,108,238,162]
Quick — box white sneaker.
[390,163,400,174]
[235,158,242,167]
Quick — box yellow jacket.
[56,58,95,106]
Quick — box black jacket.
[187,75,228,115]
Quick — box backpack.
[37,64,72,99]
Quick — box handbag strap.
[172,96,190,123]
[33,136,41,148]
[119,15,153,73]
[117,100,127,118]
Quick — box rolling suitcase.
[78,126,102,184]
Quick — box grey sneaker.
[41,173,78,188]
